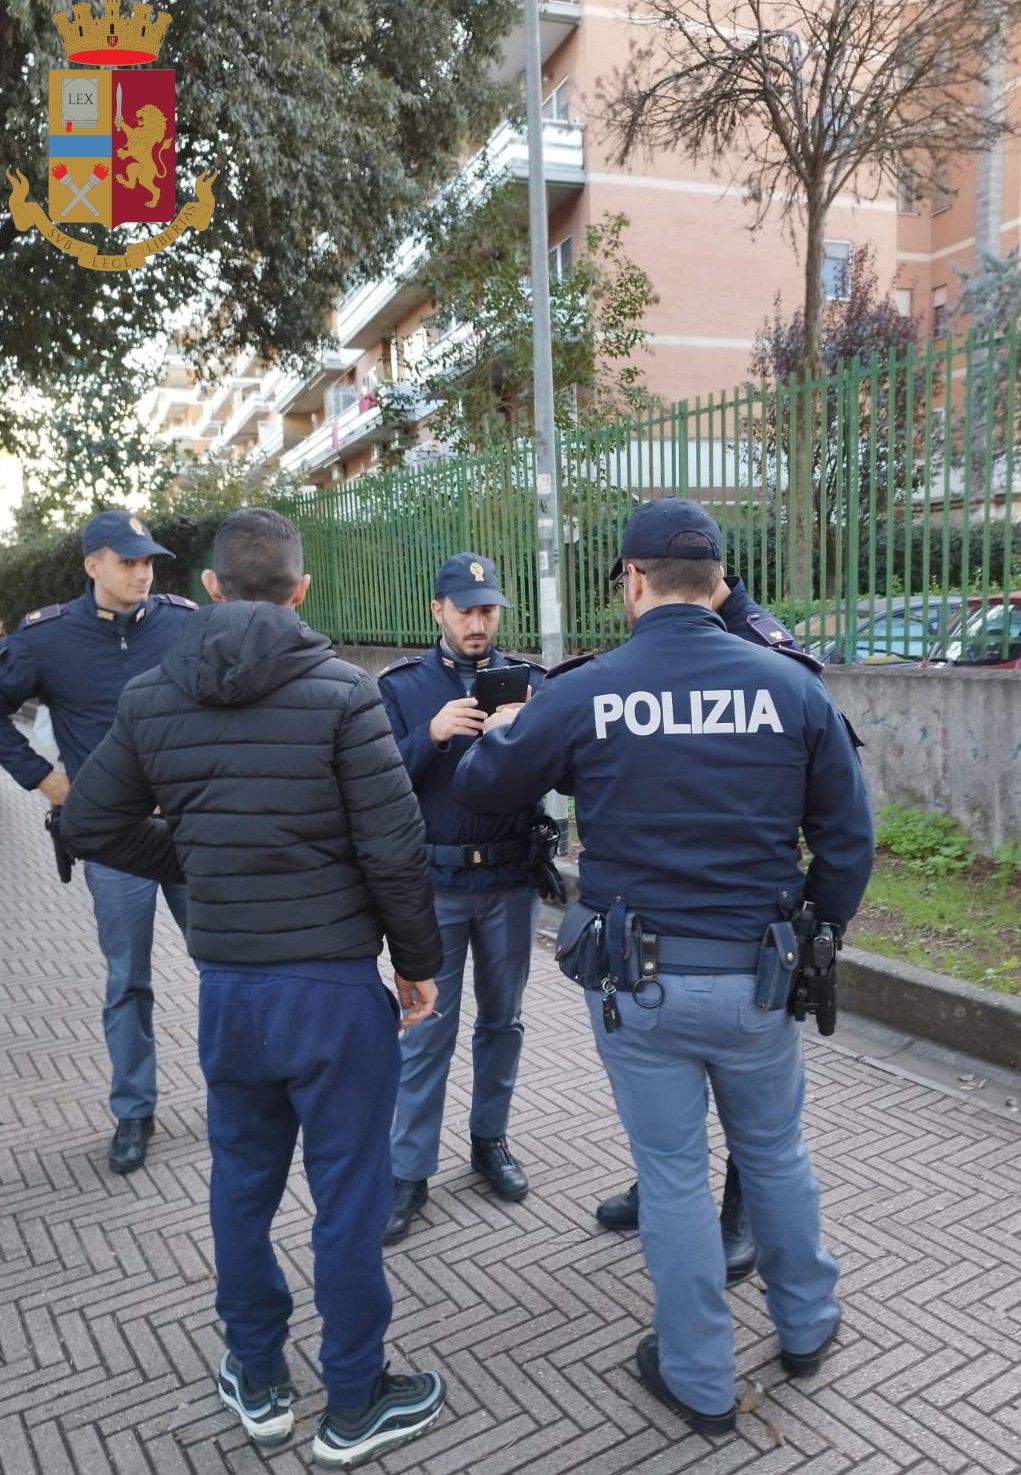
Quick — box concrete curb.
[544,859,1021,1072]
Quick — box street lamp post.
[523,0,568,848]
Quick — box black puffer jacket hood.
[163,601,334,707]
[61,609,442,976]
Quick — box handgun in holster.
[789,901,839,1036]
[45,806,76,884]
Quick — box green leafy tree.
[0,0,518,470]
[746,246,922,593]
[400,180,659,450]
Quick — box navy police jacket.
[378,644,545,892]
[453,602,874,940]
[0,585,195,790]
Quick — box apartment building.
[142,3,1014,488]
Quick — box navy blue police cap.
[434,552,510,608]
[610,498,722,582]
[82,509,174,559]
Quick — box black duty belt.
[656,937,762,972]
[427,839,531,869]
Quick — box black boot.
[720,1156,756,1287]
[470,1135,528,1201]
[383,1179,428,1245]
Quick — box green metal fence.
[289,326,1020,661]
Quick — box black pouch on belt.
[755,920,799,1010]
[555,901,609,989]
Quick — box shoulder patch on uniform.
[746,610,797,648]
[17,604,66,630]
[153,593,198,609]
[775,644,825,675]
[546,652,596,680]
[379,654,425,678]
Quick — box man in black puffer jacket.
[62,509,448,1470]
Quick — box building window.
[932,168,951,214]
[897,159,915,214]
[542,77,572,122]
[895,288,913,318]
[932,286,948,337]
[822,240,850,300]
[548,236,573,282]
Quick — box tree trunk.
[787,203,827,609]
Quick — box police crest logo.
[469,561,486,583]
[4,3,217,273]
[128,515,145,534]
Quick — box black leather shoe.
[383,1179,428,1245]
[780,1311,841,1377]
[596,1181,639,1229]
[635,1335,736,1437]
[108,1116,154,1175]
[470,1135,528,1202]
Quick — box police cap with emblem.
[434,552,510,609]
[610,498,723,582]
[81,509,174,560]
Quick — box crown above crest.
[52,3,172,67]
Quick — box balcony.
[206,388,268,457]
[277,383,434,478]
[491,2,582,86]
[333,116,585,351]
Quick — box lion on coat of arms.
[115,104,172,208]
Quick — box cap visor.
[447,588,511,608]
[107,538,175,559]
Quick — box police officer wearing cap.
[377,553,546,1243]
[453,499,873,1436]
[593,517,837,1272]
[0,509,195,1174]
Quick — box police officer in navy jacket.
[453,500,873,1436]
[594,560,832,1264]
[377,553,545,1243]
[0,509,193,1174]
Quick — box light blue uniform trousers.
[84,861,188,1120]
[587,969,839,1415]
[390,884,539,1181]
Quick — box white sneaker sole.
[312,1403,443,1468]
[218,1385,294,1446]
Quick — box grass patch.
[847,854,1021,993]
[848,804,1021,992]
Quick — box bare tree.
[600,0,1014,376]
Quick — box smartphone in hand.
[472,663,531,716]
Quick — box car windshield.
[940,604,1021,664]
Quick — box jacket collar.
[630,603,728,638]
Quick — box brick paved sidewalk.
[2,766,1020,1475]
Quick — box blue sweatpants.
[197,958,400,1407]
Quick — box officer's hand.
[394,974,438,1028]
[482,700,527,735]
[429,697,486,745]
[37,770,70,806]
